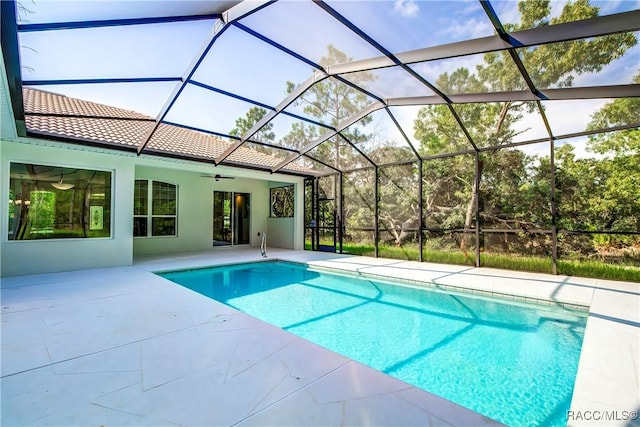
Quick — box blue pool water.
[160,261,587,427]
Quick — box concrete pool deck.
[1,248,638,426]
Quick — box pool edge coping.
[155,257,591,313]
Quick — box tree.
[556,73,640,235]
[285,45,427,249]
[285,45,379,240]
[285,45,376,162]
[414,0,637,253]
[378,162,420,247]
[229,106,276,155]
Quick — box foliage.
[508,0,636,88]
[585,75,640,232]
[8,190,15,220]
[286,44,378,194]
[378,163,420,245]
[288,46,374,125]
[229,106,277,155]
[555,72,640,261]
[28,191,55,234]
[411,0,637,263]
[229,106,275,142]
[287,46,423,242]
[422,156,469,229]
[302,241,640,282]
[414,0,636,212]
[343,169,375,231]
[245,2,640,279]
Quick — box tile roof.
[27,115,150,146]
[24,88,150,120]
[22,88,310,175]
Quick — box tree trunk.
[464,185,477,231]
[461,159,483,253]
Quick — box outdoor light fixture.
[51,171,74,190]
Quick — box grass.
[306,241,640,282]
[558,259,640,282]
[480,253,554,274]
[422,249,475,266]
[339,244,375,256]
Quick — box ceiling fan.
[200,174,235,182]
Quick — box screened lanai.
[2,0,639,277]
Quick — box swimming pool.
[160,260,587,427]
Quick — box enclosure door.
[317,198,336,252]
[213,191,250,246]
[304,178,337,252]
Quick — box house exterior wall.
[1,138,135,277]
[131,163,305,255]
[267,217,295,249]
[1,137,305,277]
[132,165,271,256]
[265,181,305,250]
[1,54,18,142]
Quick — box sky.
[15,0,640,160]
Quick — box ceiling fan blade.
[200,174,235,181]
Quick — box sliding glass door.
[213,191,250,246]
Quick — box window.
[8,162,112,240]
[134,180,177,237]
[270,185,294,218]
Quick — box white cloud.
[394,0,419,18]
[411,54,484,83]
[443,17,494,41]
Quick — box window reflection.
[8,163,112,240]
[133,179,177,237]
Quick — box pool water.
[160,261,587,427]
